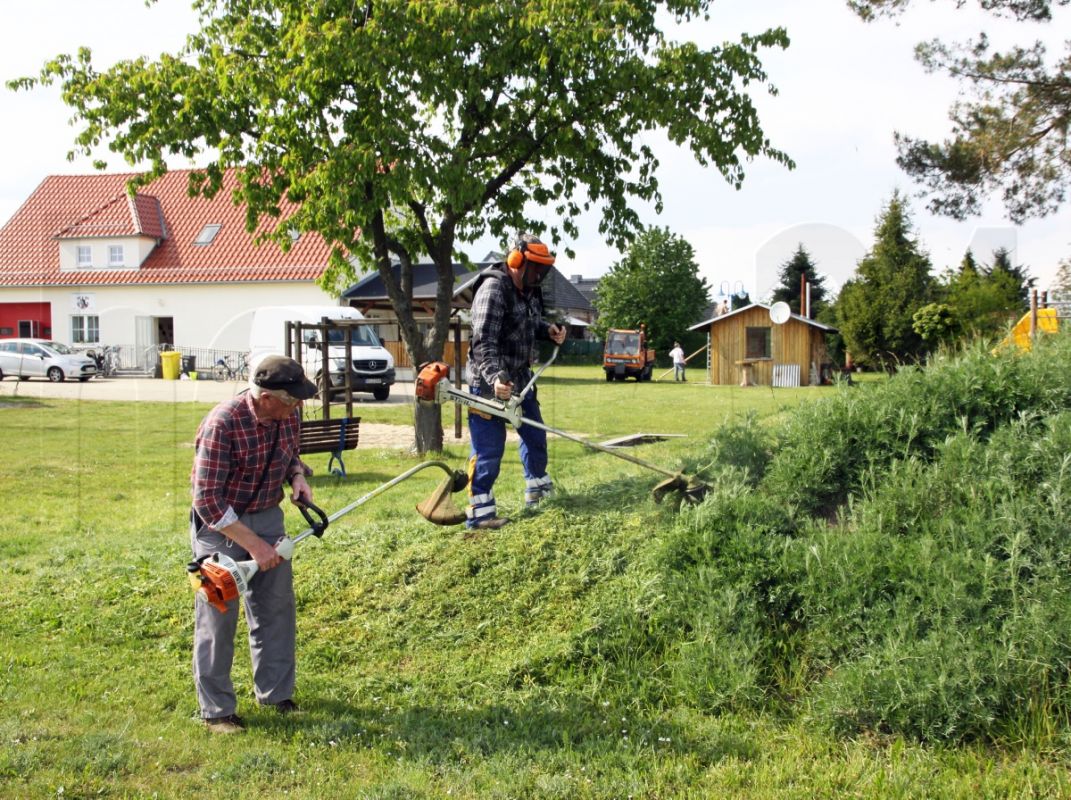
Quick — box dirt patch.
[358,422,518,449]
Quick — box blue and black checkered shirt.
[467,264,551,397]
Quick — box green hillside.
[3,340,1070,797]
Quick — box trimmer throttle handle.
[297,500,330,537]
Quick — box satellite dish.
[769,302,791,324]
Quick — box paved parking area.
[0,375,416,405]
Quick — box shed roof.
[688,303,838,333]
[343,259,594,314]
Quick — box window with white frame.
[72,315,100,344]
[194,224,222,246]
[108,245,124,266]
[76,245,92,267]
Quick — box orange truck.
[603,326,655,382]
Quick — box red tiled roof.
[0,170,336,287]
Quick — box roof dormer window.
[76,245,91,267]
[108,245,124,266]
[194,223,222,246]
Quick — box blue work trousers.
[466,387,550,526]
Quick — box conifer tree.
[770,244,828,316]
[836,192,935,367]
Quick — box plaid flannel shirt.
[466,265,551,396]
[191,393,310,529]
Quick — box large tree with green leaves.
[836,192,935,367]
[13,0,792,452]
[592,227,710,355]
[849,0,1071,222]
[770,244,829,316]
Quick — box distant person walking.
[670,341,686,382]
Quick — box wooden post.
[320,321,331,420]
[1030,289,1039,342]
[453,317,462,439]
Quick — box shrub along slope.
[583,335,1071,743]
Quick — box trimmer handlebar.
[296,500,329,538]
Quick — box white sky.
[2,0,1067,299]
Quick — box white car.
[0,338,98,382]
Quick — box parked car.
[0,339,98,382]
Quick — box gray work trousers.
[190,506,295,719]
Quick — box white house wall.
[1,282,336,350]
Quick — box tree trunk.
[414,400,445,453]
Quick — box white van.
[248,305,396,400]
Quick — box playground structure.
[997,289,1065,352]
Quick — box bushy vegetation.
[4,342,1071,795]
[582,334,1071,743]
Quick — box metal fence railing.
[70,344,249,378]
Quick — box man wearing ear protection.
[465,232,568,530]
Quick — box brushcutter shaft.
[513,416,679,479]
[290,461,460,546]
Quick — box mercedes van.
[248,306,395,400]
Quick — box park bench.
[299,417,360,477]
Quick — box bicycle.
[212,354,249,382]
[86,345,120,377]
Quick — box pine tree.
[836,192,935,367]
[771,244,828,316]
[1053,259,1071,298]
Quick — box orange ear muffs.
[506,240,554,271]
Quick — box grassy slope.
[1,364,1068,798]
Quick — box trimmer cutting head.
[651,473,709,506]
[416,469,469,526]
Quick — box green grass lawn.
[2,365,1067,798]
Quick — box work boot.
[469,517,511,530]
[203,714,245,734]
[265,699,303,715]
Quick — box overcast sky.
[2,0,1067,300]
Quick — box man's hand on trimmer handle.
[548,324,566,345]
[493,377,513,400]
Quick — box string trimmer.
[415,349,709,505]
[188,460,468,612]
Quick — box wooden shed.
[688,303,837,387]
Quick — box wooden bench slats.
[298,417,360,476]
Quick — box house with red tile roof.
[0,170,341,361]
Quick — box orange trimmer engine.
[187,555,242,613]
[415,361,451,403]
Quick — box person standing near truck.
[466,232,567,530]
[670,341,686,382]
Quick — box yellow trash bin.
[160,351,181,380]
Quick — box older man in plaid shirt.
[190,355,316,733]
[465,233,567,530]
